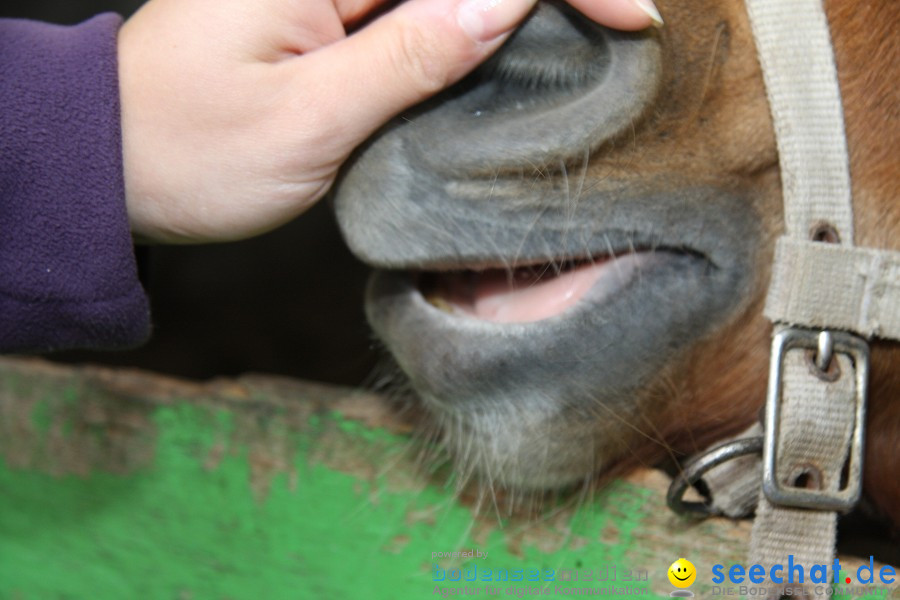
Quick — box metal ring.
[666,437,763,517]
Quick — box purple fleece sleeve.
[0,14,151,353]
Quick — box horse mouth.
[417,251,658,324]
[362,242,720,410]
[356,228,749,488]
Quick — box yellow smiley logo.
[668,558,697,588]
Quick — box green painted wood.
[0,359,895,600]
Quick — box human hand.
[118,0,661,243]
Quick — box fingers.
[565,0,662,31]
[333,0,662,32]
[285,0,662,161]
[295,0,538,147]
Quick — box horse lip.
[337,182,758,324]
[352,234,713,274]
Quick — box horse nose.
[332,0,663,268]
[404,0,663,173]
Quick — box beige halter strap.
[668,0,900,595]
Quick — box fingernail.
[457,0,537,43]
[632,0,664,28]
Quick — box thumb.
[296,0,537,146]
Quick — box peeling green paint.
[0,404,663,599]
[1,391,890,600]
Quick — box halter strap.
[747,0,900,338]
[701,0,897,594]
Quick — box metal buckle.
[763,327,869,512]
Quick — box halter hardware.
[666,436,762,517]
[762,327,869,512]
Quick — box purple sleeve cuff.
[0,14,151,352]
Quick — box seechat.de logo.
[711,555,896,586]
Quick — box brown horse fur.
[632,0,900,531]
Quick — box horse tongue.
[468,261,610,323]
[422,254,648,323]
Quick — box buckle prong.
[815,330,834,372]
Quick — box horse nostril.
[402,0,663,174]
[474,1,614,94]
